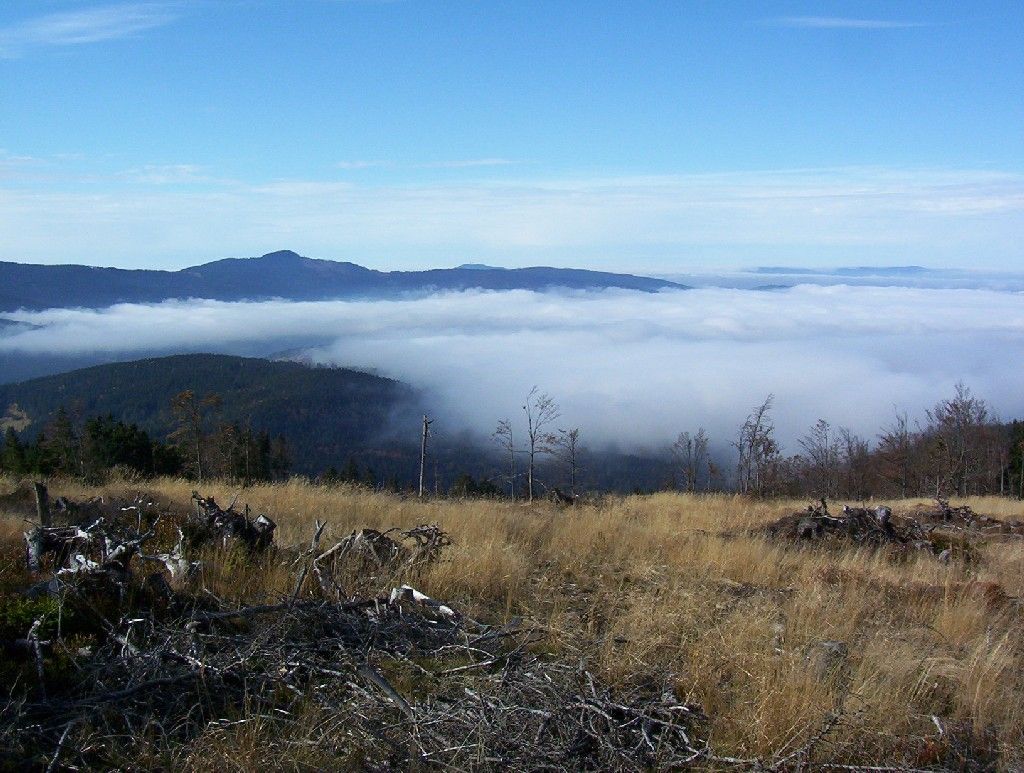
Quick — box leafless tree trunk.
[734,395,778,496]
[838,427,871,500]
[925,382,989,496]
[799,419,840,500]
[170,390,221,483]
[418,415,433,498]
[878,409,912,497]
[522,387,560,502]
[551,427,582,496]
[34,482,50,527]
[1019,439,1024,499]
[492,419,516,502]
[672,428,709,492]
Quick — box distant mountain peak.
[257,249,304,262]
[456,263,506,270]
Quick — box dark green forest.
[0,353,415,475]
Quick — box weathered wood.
[418,414,433,498]
[189,492,276,551]
[34,482,51,527]
[24,524,93,573]
[390,584,461,623]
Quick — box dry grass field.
[2,474,1023,770]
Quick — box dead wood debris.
[311,524,453,599]
[911,497,1024,534]
[22,491,167,597]
[4,487,716,770]
[3,486,995,770]
[2,591,710,770]
[189,491,276,551]
[548,487,579,506]
[762,497,1022,557]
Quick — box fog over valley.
[2,282,1021,453]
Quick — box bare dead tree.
[418,415,433,498]
[672,428,709,492]
[799,419,840,500]
[550,427,583,496]
[492,418,516,501]
[170,390,221,483]
[34,482,51,527]
[877,408,913,497]
[838,427,871,500]
[734,395,778,496]
[925,382,990,496]
[522,387,560,502]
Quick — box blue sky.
[1,0,1021,271]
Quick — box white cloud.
[0,3,177,57]
[0,166,1020,271]
[3,285,1023,451]
[337,160,391,170]
[337,158,519,170]
[116,164,219,185]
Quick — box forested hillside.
[0,354,416,476]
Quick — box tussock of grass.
[2,473,1023,767]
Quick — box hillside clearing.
[2,476,1022,769]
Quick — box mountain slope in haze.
[0,250,688,312]
[0,353,686,492]
[0,354,417,474]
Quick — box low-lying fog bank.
[2,284,1022,451]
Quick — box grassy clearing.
[2,474,1023,768]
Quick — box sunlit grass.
[2,472,1023,765]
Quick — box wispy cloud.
[337,160,391,170]
[415,158,519,169]
[116,164,224,185]
[337,158,521,171]
[767,16,929,30]
[0,3,178,57]
[0,166,1020,270]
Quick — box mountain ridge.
[0,250,688,312]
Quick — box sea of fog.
[2,284,1022,452]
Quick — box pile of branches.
[763,496,1024,559]
[2,592,708,770]
[22,491,176,598]
[309,524,453,598]
[5,488,710,770]
[762,499,937,553]
[912,497,1024,534]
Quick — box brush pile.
[763,499,919,548]
[764,497,1024,557]
[3,486,709,771]
[910,497,1024,534]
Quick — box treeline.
[0,392,291,484]
[4,380,1023,501]
[480,382,1024,501]
[2,412,180,480]
[719,383,1024,500]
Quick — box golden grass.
[3,473,1023,766]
